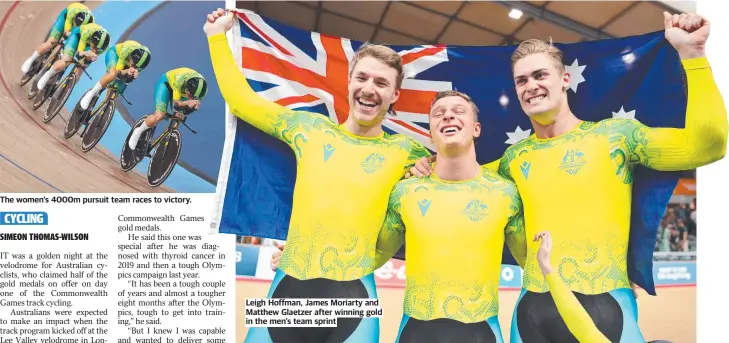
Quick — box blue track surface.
[66,1,224,193]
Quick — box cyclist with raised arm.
[78,40,152,110]
[127,67,207,152]
[21,2,94,75]
[35,23,111,92]
[406,12,725,343]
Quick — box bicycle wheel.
[44,73,76,123]
[120,116,154,172]
[32,71,63,110]
[147,130,182,187]
[20,51,51,86]
[81,100,115,152]
[63,98,96,139]
[27,63,51,99]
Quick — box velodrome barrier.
[235,244,696,287]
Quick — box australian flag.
[211,9,688,296]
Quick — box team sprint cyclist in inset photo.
[126,67,207,153]
[35,23,111,92]
[20,2,94,76]
[78,40,152,111]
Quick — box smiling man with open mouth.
[406,11,726,343]
[205,8,432,343]
[374,90,612,343]
[372,89,525,343]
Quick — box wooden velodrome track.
[236,278,697,342]
[0,1,172,193]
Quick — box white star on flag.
[564,59,586,93]
[505,126,532,145]
[612,106,636,119]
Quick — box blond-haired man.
[410,11,726,343]
[204,9,430,343]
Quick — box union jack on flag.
[212,8,688,295]
[230,9,453,149]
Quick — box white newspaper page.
[0,194,236,343]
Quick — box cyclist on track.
[35,23,111,92]
[127,67,207,152]
[78,40,152,110]
[21,2,94,74]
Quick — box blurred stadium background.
[232,1,698,342]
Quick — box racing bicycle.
[61,74,135,152]
[20,49,54,88]
[20,34,64,88]
[42,56,93,122]
[30,55,92,112]
[120,109,197,187]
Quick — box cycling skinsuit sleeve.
[207,32,303,141]
[615,56,727,171]
[373,183,405,269]
[504,188,526,268]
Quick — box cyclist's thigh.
[510,289,551,343]
[609,288,646,343]
[153,75,171,113]
[397,315,503,343]
[264,272,379,343]
[243,269,315,343]
[331,273,379,343]
[105,48,119,72]
[513,288,628,343]
[49,9,67,41]
[62,33,81,59]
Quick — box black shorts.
[244,270,379,343]
[509,288,645,343]
[396,315,503,343]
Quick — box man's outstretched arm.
[625,13,727,170]
[205,9,308,142]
